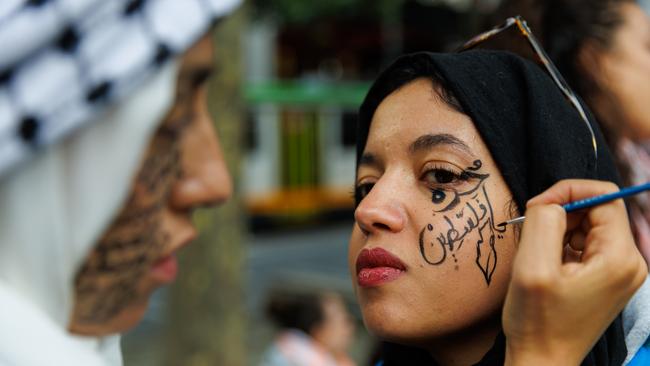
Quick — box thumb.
[516,204,566,275]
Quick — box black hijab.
[357,50,625,365]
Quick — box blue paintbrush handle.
[562,182,650,213]
[500,181,650,226]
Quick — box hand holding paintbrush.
[503,179,647,366]
[499,181,650,227]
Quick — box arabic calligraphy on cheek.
[418,160,506,285]
[73,135,180,323]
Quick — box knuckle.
[600,181,619,194]
[632,258,648,288]
[513,269,557,294]
[530,204,565,228]
[610,253,646,289]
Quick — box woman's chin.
[361,301,443,345]
[364,318,440,348]
[69,296,150,336]
[360,292,493,347]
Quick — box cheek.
[72,205,170,324]
[602,52,650,138]
[358,218,516,343]
[360,262,510,343]
[621,68,650,138]
[418,174,509,286]
[352,165,517,341]
[348,226,365,278]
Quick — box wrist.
[504,343,579,366]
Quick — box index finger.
[527,179,619,207]
[526,179,625,231]
[516,204,566,272]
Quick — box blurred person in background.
[0,0,239,364]
[531,1,650,363]
[533,0,650,266]
[260,290,357,366]
[350,49,647,366]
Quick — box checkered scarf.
[0,0,240,179]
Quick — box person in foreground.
[0,0,239,364]
[349,50,648,365]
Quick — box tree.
[164,7,248,366]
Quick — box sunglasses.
[456,16,598,162]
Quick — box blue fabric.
[639,0,650,14]
[374,361,384,366]
[628,337,650,366]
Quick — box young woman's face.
[68,35,232,335]
[594,3,650,139]
[349,78,517,346]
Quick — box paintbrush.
[498,181,650,227]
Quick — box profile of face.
[68,35,232,336]
[588,2,650,139]
[348,78,517,347]
[311,293,356,356]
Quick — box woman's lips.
[150,228,197,284]
[356,247,406,287]
[150,254,178,284]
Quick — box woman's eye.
[425,168,460,185]
[355,182,375,203]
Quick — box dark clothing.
[379,325,627,365]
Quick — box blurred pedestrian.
[260,291,356,366]
[537,0,650,265]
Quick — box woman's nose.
[170,98,232,210]
[354,179,406,235]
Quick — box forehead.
[365,78,485,157]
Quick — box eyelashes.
[354,164,472,206]
[353,182,374,206]
[422,164,467,187]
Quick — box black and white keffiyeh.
[0,0,240,179]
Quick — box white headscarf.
[0,60,177,365]
[0,0,241,364]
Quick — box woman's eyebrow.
[409,133,473,156]
[358,152,380,169]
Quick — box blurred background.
[119,1,524,365]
